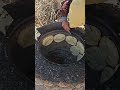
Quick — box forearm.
[59,0,73,17]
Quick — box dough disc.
[100,66,115,83]
[42,35,54,46]
[77,54,83,61]
[66,36,77,45]
[76,41,85,54]
[54,34,65,42]
[85,25,101,45]
[70,46,79,56]
[99,36,119,67]
[85,47,106,71]
[17,24,34,48]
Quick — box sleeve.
[58,0,73,17]
[3,0,34,19]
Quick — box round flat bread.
[77,54,83,61]
[54,34,65,43]
[100,66,115,83]
[17,24,34,48]
[99,36,119,67]
[85,47,106,71]
[85,25,101,45]
[66,36,77,45]
[70,46,79,56]
[42,35,54,46]
[76,41,85,54]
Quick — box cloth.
[58,0,73,17]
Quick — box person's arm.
[58,0,72,22]
[57,0,73,31]
[60,0,73,17]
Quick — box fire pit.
[39,30,85,64]
[35,22,85,89]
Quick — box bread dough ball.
[70,46,79,56]
[42,35,54,46]
[66,36,77,45]
[54,34,65,42]
[76,41,85,54]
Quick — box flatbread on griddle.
[99,36,119,67]
[85,25,101,45]
[85,47,106,71]
[17,24,34,48]
[66,36,77,45]
[100,66,115,83]
[70,46,79,56]
[76,41,85,54]
[77,54,83,61]
[42,35,54,46]
[54,34,65,42]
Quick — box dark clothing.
[3,0,34,19]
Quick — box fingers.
[62,20,70,31]
[64,25,70,31]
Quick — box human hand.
[62,20,70,31]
